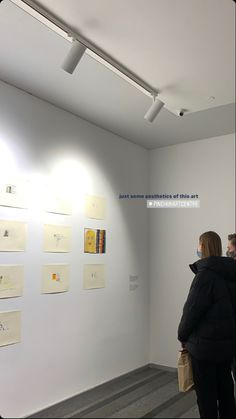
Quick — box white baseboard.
[149,362,177,373]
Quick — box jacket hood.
[189,256,236,282]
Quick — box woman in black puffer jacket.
[178,231,236,419]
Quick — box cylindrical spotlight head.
[62,40,86,74]
[144,97,164,122]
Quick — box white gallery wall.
[0,81,150,418]
[0,79,235,418]
[149,133,236,368]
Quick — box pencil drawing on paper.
[85,195,106,219]
[0,177,29,209]
[0,265,24,299]
[6,184,16,194]
[0,221,27,252]
[43,225,72,253]
[83,264,105,289]
[0,311,21,347]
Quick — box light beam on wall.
[50,158,93,211]
[0,140,17,176]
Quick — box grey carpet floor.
[29,366,199,418]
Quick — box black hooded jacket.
[178,256,236,362]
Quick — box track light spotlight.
[62,40,86,74]
[144,95,165,122]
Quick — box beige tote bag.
[178,349,194,392]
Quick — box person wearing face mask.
[227,233,236,260]
[178,231,236,419]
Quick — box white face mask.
[196,249,202,258]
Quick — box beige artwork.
[0,311,21,347]
[0,177,29,209]
[0,265,24,298]
[43,224,72,252]
[83,264,105,290]
[45,185,73,215]
[85,195,106,220]
[42,264,70,294]
[0,221,27,252]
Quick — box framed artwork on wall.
[83,264,105,289]
[0,311,21,347]
[84,228,106,254]
[42,264,70,294]
[43,224,72,253]
[45,185,73,215]
[85,195,106,219]
[0,177,29,209]
[0,265,24,299]
[0,220,27,252]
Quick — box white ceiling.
[31,0,236,112]
[0,0,235,149]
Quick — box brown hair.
[199,231,222,258]
[228,233,236,248]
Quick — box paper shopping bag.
[177,350,194,392]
